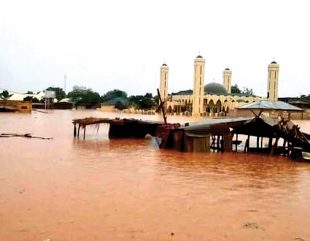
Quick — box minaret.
[267,61,279,101]
[159,63,169,103]
[223,67,232,94]
[192,55,205,116]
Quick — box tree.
[67,86,101,108]
[101,89,128,102]
[140,93,155,109]
[128,93,155,110]
[231,84,241,94]
[46,87,66,101]
[23,96,40,102]
[242,87,254,96]
[0,90,9,99]
[114,100,127,110]
[153,94,159,105]
[231,84,254,96]
[300,94,310,103]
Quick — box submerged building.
[159,55,280,116]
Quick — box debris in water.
[0,133,52,140]
[243,222,259,229]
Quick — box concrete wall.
[100,104,115,112]
[0,100,32,113]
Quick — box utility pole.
[64,74,67,94]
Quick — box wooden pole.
[74,124,77,137]
[235,134,238,151]
[77,124,80,138]
[157,88,167,124]
[244,136,250,152]
[83,125,86,140]
[257,136,259,149]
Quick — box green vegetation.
[100,89,156,110]
[23,96,41,102]
[231,84,254,96]
[231,84,241,94]
[46,87,66,101]
[67,86,101,108]
[242,87,254,96]
[300,94,310,104]
[101,89,128,102]
[128,93,155,110]
[0,90,9,99]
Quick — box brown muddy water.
[1,110,310,241]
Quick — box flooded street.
[1,110,310,241]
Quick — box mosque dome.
[162,63,167,66]
[204,82,228,95]
[196,55,203,58]
[224,67,230,70]
[271,61,277,64]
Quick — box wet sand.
[1,110,310,241]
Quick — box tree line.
[0,86,158,110]
[66,86,158,110]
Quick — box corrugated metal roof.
[8,91,47,101]
[183,117,252,131]
[238,100,302,111]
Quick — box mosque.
[159,55,280,116]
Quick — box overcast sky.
[0,0,309,97]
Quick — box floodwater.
[1,110,310,241]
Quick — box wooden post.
[257,136,259,149]
[77,124,80,138]
[211,136,216,151]
[74,124,77,137]
[271,137,279,154]
[157,88,167,124]
[268,137,273,149]
[83,125,86,140]
[235,134,238,151]
[223,133,232,152]
[283,139,287,155]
